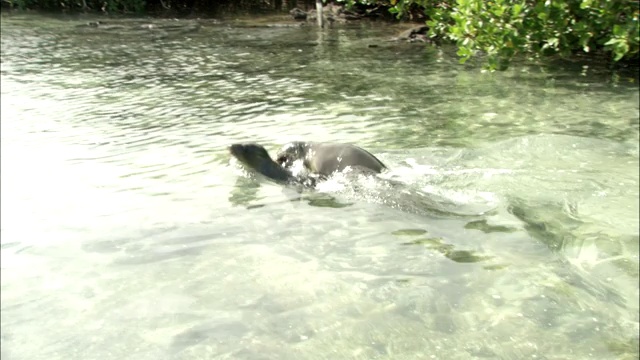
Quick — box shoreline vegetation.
[2,0,638,71]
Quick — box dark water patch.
[610,257,639,278]
[606,337,640,359]
[304,194,353,209]
[113,245,205,265]
[446,250,493,264]
[400,236,493,263]
[482,264,510,271]
[507,199,583,252]
[170,321,250,354]
[82,238,129,254]
[1,241,23,249]
[390,228,428,237]
[464,220,517,233]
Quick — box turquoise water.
[1,13,638,360]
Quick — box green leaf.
[612,24,624,36]
[512,3,523,17]
[579,0,593,10]
[456,46,472,58]
[604,38,618,46]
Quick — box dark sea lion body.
[275,142,386,176]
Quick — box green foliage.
[348,0,640,70]
[337,0,381,8]
[102,0,146,13]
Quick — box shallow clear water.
[1,13,638,360]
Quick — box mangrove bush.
[342,0,639,69]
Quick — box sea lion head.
[229,143,273,169]
[229,143,294,183]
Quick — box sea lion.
[229,143,315,186]
[275,141,386,176]
[230,143,494,217]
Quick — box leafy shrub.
[342,0,640,70]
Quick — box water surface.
[1,13,638,360]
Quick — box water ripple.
[1,14,638,360]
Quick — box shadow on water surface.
[229,159,497,218]
[464,219,518,233]
[229,175,262,207]
[399,235,494,264]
